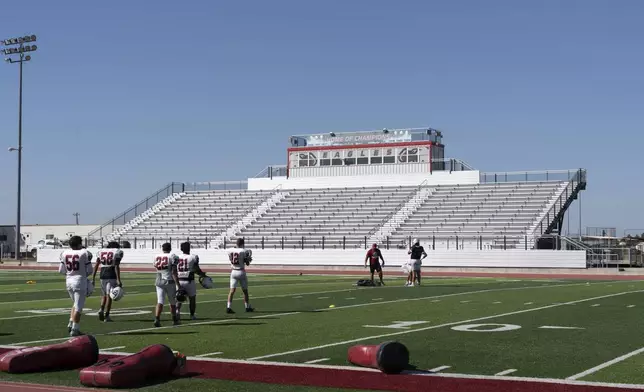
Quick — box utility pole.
[2,34,37,261]
[73,213,80,225]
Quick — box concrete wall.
[38,248,586,269]
[248,170,481,190]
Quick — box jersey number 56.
[65,255,80,272]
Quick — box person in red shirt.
[365,244,385,285]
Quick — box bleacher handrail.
[529,168,587,242]
[87,182,185,239]
[480,169,584,184]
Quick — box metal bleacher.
[387,181,566,249]
[102,176,578,250]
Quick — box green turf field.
[1,270,644,391]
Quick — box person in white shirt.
[58,236,93,336]
[153,242,180,327]
[176,241,207,321]
[226,238,254,314]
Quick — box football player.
[58,235,93,336]
[226,238,254,314]
[364,243,385,285]
[407,238,428,286]
[92,241,123,322]
[153,242,180,327]
[176,241,207,321]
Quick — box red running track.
[1,348,644,391]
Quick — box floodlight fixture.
[2,33,38,261]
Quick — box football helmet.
[175,288,188,303]
[110,286,124,301]
[199,276,214,289]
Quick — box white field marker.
[460,300,471,303]
[493,301,502,304]
[524,302,533,305]
[539,326,584,330]
[495,369,517,376]
[195,352,223,357]
[372,298,383,301]
[318,297,330,299]
[429,365,451,373]
[591,304,601,307]
[627,305,636,308]
[304,358,330,364]
[346,297,356,300]
[101,346,125,351]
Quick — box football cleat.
[98,311,104,322]
[226,308,235,314]
[245,307,254,313]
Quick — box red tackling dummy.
[0,335,99,373]
[347,341,409,374]
[79,344,186,388]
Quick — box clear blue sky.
[0,0,642,235]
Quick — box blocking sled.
[0,335,99,374]
[79,344,185,388]
[347,341,409,374]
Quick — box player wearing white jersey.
[176,242,208,321]
[153,242,180,327]
[91,241,124,322]
[226,238,254,314]
[58,236,93,336]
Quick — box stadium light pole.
[2,34,37,260]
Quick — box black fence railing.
[79,235,572,251]
[88,182,185,239]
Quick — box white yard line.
[495,369,517,376]
[0,286,387,321]
[195,352,223,357]
[247,289,644,361]
[304,358,330,364]
[101,346,126,351]
[429,365,451,372]
[7,311,302,346]
[567,346,644,380]
[539,326,584,330]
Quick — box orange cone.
[347,341,409,374]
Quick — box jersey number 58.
[99,252,114,265]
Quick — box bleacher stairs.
[212,189,290,249]
[368,186,434,245]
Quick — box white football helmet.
[110,286,124,301]
[199,276,214,289]
[86,279,94,297]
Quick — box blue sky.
[0,0,642,235]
